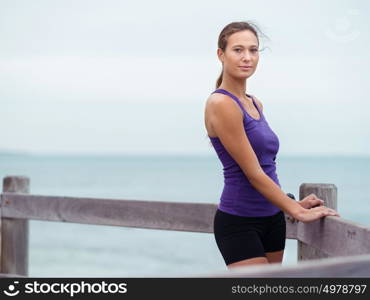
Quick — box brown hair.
[215,21,268,89]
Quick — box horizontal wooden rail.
[193,253,370,278]
[1,193,218,233]
[297,216,370,257]
[2,176,370,278]
[2,193,370,258]
[1,192,298,238]
[0,273,26,278]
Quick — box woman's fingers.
[303,194,324,208]
[303,206,340,221]
[326,207,339,216]
[309,198,324,207]
[315,206,340,217]
[293,204,341,223]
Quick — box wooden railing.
[1,176,370,277]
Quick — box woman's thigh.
[261,211,286,262]
[213,209,268,266]
[227,256,269,269]
[265,250,284,264]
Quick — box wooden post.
[0,176,30,275]
[297,183,337,261]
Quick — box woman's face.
[218,30,259,79]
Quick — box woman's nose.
[241,51,252,61]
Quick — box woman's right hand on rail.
[293,206,340,223]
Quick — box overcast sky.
[1,0,369,156]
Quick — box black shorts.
[213,208,286,266]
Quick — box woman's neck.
[218,77,248,100]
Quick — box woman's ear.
[217,48,224,63]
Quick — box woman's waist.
[222,179,280,192]
[224,168,279,184]
[224,162,276,175]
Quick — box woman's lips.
[239,66,252,70]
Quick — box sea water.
[0,153,369,277]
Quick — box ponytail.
[215,69,223,89]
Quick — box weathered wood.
[298,183,337,261]
[0,193,299,239]
[285,213,298,240]
[1,176,29,276]
[2,175,370,278]
[297,214,370,257]
[298,241,329,260]
[1,193,219,233]
[195,253,370,278]
[0,272,26,278]
[3,192,367,258]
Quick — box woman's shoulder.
[204,92,243,137]
[205,92,244,118]
[206,91,234,108]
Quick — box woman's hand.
[294,205,340,223]
[286,193,340,223]
[298,193,324,209]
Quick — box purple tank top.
[209,89,282,217]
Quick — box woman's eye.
[235,48,258,53]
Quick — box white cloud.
[1,0,369,155]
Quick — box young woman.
[204,21,340,269]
